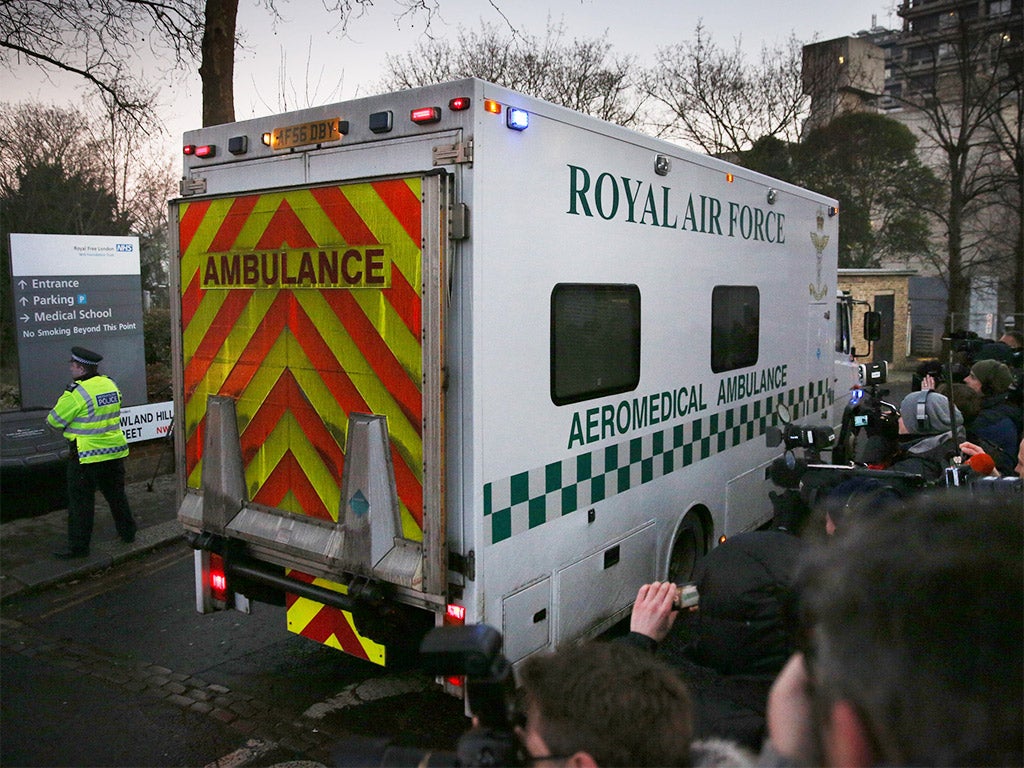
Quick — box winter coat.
[658,531,803,752]
[889,432,961,483]
[970,393,1022,475]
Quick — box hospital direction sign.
[10,233,147,410]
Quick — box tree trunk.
[200,0,238,127]
[1013,209,1024,318]
[945,156,970,332]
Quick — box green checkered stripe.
[484,379,832,544]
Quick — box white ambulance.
[172,78,843,668]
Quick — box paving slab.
[1,472,183,600]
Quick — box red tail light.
[444,603,466,625]
[410,107,441,124]
[209,553,228,603]
[443,604,465,687]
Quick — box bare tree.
[0,0,204,125]
[252,39,347,115]
[90,97,178,298]
[200,0,239,127]
[0,103,105,195]
[2,0,443,128]
[202,0,445,123]
[889,15,1022,324]
[642,22,807,155]
[987,52,1023,318]
[379,20,644,127]
[0,101,177,298]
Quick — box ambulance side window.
[550,283,641,406]
[711,285,759,373]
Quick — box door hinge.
[448,549,475,581]
[179,176,207,197]
[433,138,473,166]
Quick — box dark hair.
[519,641,693,767]
[820,477,904,533]
[937,381,982,424]
[796,492,1023,765]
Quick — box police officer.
[46,346,136,559]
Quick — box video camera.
[766,422,836,455]
[831,362,901,466]
[332,624,523,767]
[764,357,1014,533]
[765,370,925,531]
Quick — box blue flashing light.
[506,107,529,131]
[850,388,865,406]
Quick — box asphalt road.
[1,542,467,767]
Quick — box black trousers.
[66,456,136,551]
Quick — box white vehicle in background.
[835,289,884,421]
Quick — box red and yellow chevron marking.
[285,570,385,665]
[178,179,425,664]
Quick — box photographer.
[761,492,1022,767]
[888,390,964,483]
[622,533,802,753]
[516,641,698,767]
[961,438,1024,485]
[962,359,1022,474]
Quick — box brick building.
[839,268,915,370]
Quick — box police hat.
[70,346,103,365]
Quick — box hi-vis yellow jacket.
[47,375,129,464]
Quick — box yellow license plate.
[271,118,344,150]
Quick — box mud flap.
[178,394,248,535]
[339,413,423,589]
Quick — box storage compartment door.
[502,578,552,663]
[555,523,656,643]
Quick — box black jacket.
[889,432,960,483]
[657,531,804,751]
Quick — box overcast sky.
[4,0,896,146]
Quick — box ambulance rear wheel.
[668,515,705,583]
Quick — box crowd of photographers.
[487,333,1022,767]
[509,489,1020,768]
[351,335,1022,768]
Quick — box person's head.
[999,330,1023,350]
[1016,437,1024,480]
[820,477,903,536]
[795,492,1022,766]
[964,359,1013,396]
[517,641,693,767]
[897,390,961,436]
[936,382,982,424]
[69,346,102,378]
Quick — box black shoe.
[120,533,136,543]
[54,549,89,560]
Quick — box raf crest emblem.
[809,210,830,301]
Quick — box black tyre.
[668,513,706,584]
